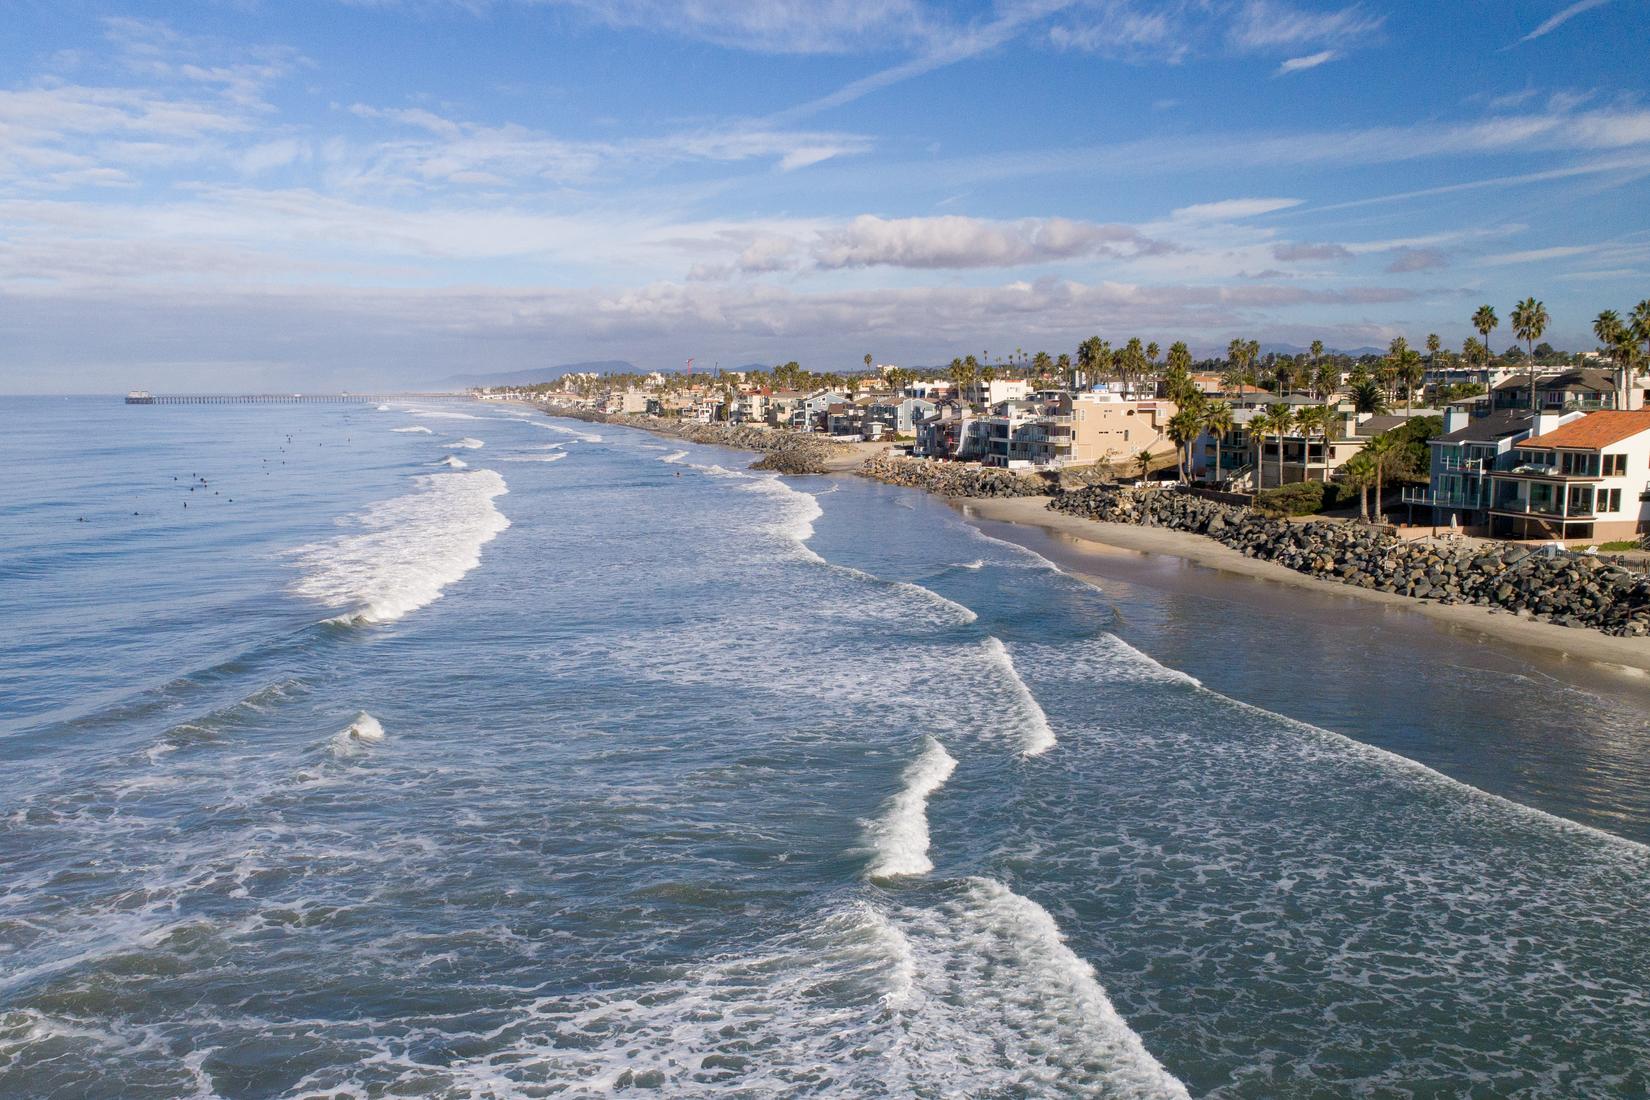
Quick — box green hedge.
[1255,480,1357,516]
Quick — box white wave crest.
[865,736,957,879]
[447,437,485,449]
[740,476,824,564]
[537,421,603,442]
[375,404,391,411]
[659,450,689,464]
[391,426,434,434]
[983,638,1056,756]
[426,882,1185,1097]
[330,712,385,757]
[502,452,567,463]
[433,455,469,469]
[290,469,510,624]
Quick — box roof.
[1351,414,1409,437]
[1493,367,1615,393]
[1521,410,1650,450]
[1437,409,1534,443]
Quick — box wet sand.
[954,495,1650,678]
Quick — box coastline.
[525,406,1649,675]
[954,495,1650,677]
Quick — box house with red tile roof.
[1487,410,1650,542]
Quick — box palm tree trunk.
[1214,435,1223,485]
[1276,432,1285,488]
[1528,341,1537,413]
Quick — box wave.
[659,450,689,464]
[391,426,433,434]
[502,452,567,464]
[738,476,824,564]
[329,712,385,757]
[536,421,603,443]
[446,437,485,450]
[424,881,1185,1097]
[375,404,390,411]
[433,455,469,469]
[289,469,510,625]
[865,736,957,879]
[982,638,1056,756]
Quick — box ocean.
[3,395,1648,1098]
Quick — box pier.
[125,391,472,406]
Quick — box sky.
[2,0,1648,392]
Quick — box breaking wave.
[391,426,433,434]
[447,437,484,450]
[289,469,510,625]
[330,712,385,757]
[865,736,957,879]
[982,638,1056,756]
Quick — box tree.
[1349,378,1387,415]
[1315,358,1338,399]
[1136,448,1153,482]
[1342,450,1376,522]
[1056,353,1072,389]
[1146,341,1161,367]
[1200,400,1234,485]
[1511,297,1549,412]
[1633,299,1650,363]
[1266,403,1295,487]
[1294,404,1329,482]
[1077,337,1105,389]
[1120,337,1148,394]
[1472,305,1499,364]
[1399,348,1425,414]
[1167,341,1192,377]
[1366,432,1403,524]
[1167,407,1202,482]
[1426,333,1440,362]
[1031,350,1053,384]
[864,353,873,373]
[1462,336,1487,371]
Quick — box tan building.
[1044,392,1177,467]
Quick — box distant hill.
[1259,343,1385,358]
[434,361,638,389]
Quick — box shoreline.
[525,407,1648,675]
[953,495,1650,677]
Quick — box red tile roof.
[1521,410,1650,450]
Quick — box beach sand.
[954,495,1650,678]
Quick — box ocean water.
[3,395,1649,1099]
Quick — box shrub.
[1255,481,1325,516]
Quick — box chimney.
[1533,411,1565,437]
[1444,406,1469,434]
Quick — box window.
[1603,488,1622,514]
[1603,453,1627,476]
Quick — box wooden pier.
[125,391,472,406]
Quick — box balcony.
[1402,486,1483,509]
[1489,498,1595,521]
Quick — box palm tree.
[1167,407,1201,482]
[1076,337,1104,390]
[1293,404,1328,482]
[1056,353,1072,389]
[1511,297,1549,412]
[1347,378,1385,415]
[1472,305,1499,368]
[1399,348,1425,414]
[864,353,873,374]
[1315,358,1338,400]
[1633,299,1650,363]
[1146,342,1161,368]
[1120,337,1147,395]
[1366,432,1404,524]
[1136,448,1153,482]
[1200,400,1234,485]
[1342,450,1376,522]
[1266,403,1295,487]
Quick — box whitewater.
[3,398,1649,1099]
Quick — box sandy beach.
[954,495,1650,677]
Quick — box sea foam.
[981,638,1056,755]
[447,437,485,450]
[290,469,509,624]
[391,426,434,434]
[865,736,957,879]
[330,712,386,757]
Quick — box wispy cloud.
[1226,0,1383,51]
[812,214,1171,269]
[1519,0,1614,43]
[1172,197,1301,221]
[1277,50,1336,75]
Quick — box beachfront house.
[1491,368,1634,413]
[1486,410,1650,543]
[864,397,937,440]
[913,404,970,458]
[1399,408,1582,530]
[1031,391,1177,469]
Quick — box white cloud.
[812,214,1169,269]
[1227,0,1383,50]
[1277,50,1336,74]
[1171,197,1301,221]
[1519,0,1614,43]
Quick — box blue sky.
[2,0,1648,390]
